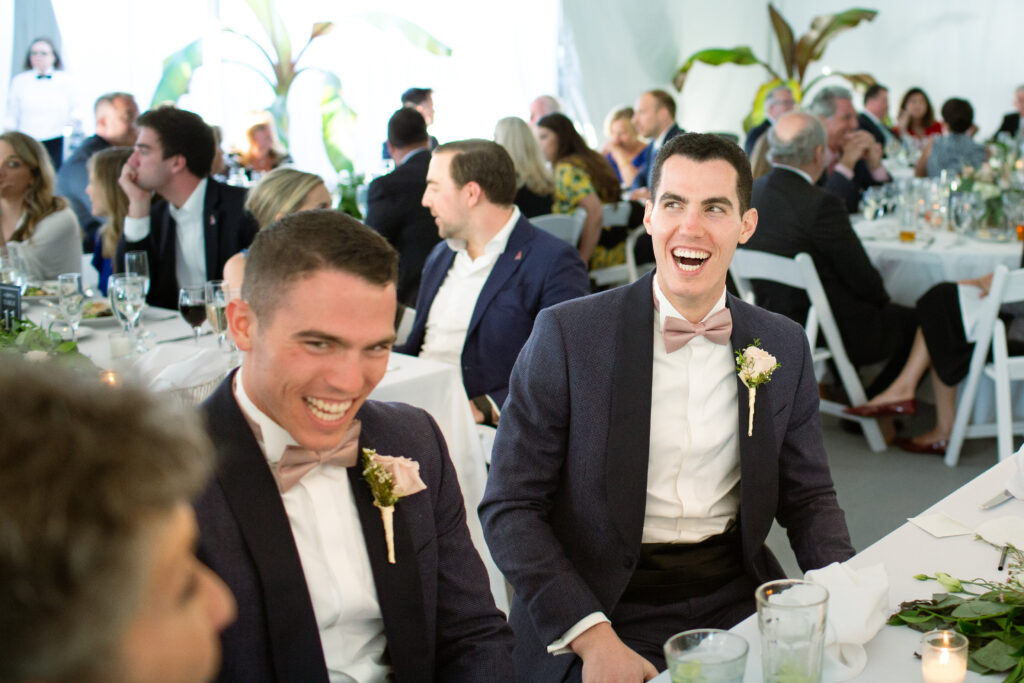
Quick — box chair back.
[531,210,585,246]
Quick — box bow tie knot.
[274,419,362,493]
[661,307,733,353]
[36,73,52,80]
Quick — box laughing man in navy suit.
[195,210,513,682]
[480,133,854,681]
[396,139,589,425]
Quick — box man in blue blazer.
[396,139,589,423]
[629,89,684,201]
[196,210,514,682]
[480,133,854,681]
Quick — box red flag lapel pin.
[514,250,522,261]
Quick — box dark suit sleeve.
[480,309,606,645]
[364,176,401,243]
[814,194,889,307]
[822,171,862,214]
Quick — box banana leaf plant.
[673,4,879,132]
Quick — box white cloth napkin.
[1005,444,1024,500]
[132,344,227,392]
[803,562,890,681]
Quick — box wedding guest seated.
[858,83,896,148]
[601,106,649,187]
[0,131,80,279]
[744,84,796,156]
[536,113,623,267]
[529,94,561,125]
[629,89,684,200]
[895,87,943,143]
[365,108,439,306]
[197,210,514,680]
[397,139,589,424]
[57,91,139,251]
[745,111,916,396]
[993,84,1024,139]
[118,106,259,308]
[494,115,554,217]
[230,111,290,176]
[223,167,330,290]
[86,146,133,294]
[382,88,439,160]
[915,98,987,178]
[807,86,890,213]
[0,360,235,683]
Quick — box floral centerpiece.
[0,319,94,368]
[956,137,1024,233]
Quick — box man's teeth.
[304,397,352,421]
[671,248,710,272]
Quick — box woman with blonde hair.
[601,106,648,187]
[222,167,331,289]
[494,116,554,217]
[85,146,132,294]
[0,131,80,279]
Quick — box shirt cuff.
[869,165,891,183]
[832,163,854,180]
[546,612,610,655]
[123,215,151,242]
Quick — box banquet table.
[652,455,1022,682]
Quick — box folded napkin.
[803,562,890,681]
[132,344,227,392]
[1006,444,1024,500]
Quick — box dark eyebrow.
[702,196,734,209]
[293,329,397,349]
[135,143,152,151]
[658,192,686,204]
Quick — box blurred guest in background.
[383,87,439,160]
[0,131,80,279]
[602,106,649,187]
[536,113,622,267]
[4,38,75,170]
[994,84,1024,138]
[232,111,290,176]
[58,91,139,252]
[896,87,943,142]
[0,360,235,683]
[915,98,987,178]
[529,94,561,126]
[86,146,132,294]
[223,167,330,290]
[858,83,895,148]
[629,89,684,199]
[494,115,554,217]
[744,84,796,156]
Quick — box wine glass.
[124,251,150,295]
[110,274,146,333]
[204,280,237,352]
[178,286,207,343]
[57,273,84,342]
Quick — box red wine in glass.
[178,287,207,342]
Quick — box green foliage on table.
[673,4,878,132]
[335,171,365,220]
[890,548,1024,681]
[150,39,203,107]
[0,319,94,369]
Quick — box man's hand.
[959,272,994,298]
[468,398,499,426]
[119,163,153,218]
[571,622,658,683]
[864,139,884,170]
[629,187,651,202]
[838,130,874,170]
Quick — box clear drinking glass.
[204,280,237,351]
[110,274,146,332]
[664,629,748,683]
[124,250,150,295]
[57,273,84,342]
[178,286,207,343]
[756,579,829,683]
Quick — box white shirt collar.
[654,123,676,151]
[771,163,813,185]
[169,177,208,218]
[862,109,882,126]
[233,370,299,465]
[400,146,429,165]
[444,206,520,258]
[653,276,727,329]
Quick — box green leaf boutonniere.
[736,339,780,437]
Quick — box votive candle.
[921,629,967,683]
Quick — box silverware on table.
[980,489,1015,510]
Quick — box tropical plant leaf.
[952,600,1016,619]
[831,71,878,90]
[794,8,878,81]
[321,73,357,174]
[356,12,452,56]
[150,39,203,107]
[310,22,334,40]
[972,639,1020,672]
[742,78,800,133]
[768,4,796,79]
[673,46,779,91]
[244,0,292,67]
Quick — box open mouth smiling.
[672,247,710,272]
[303,397,353,422]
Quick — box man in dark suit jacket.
[396,139,589,423]
[858,83,895,149]
[365,108,439,306]
[994,85,1024,138]
[196,210,513,682]
[808,86,890,213]
[118,107,258,309]
[743,84,796,156]
[480,133,853,681]
[629,89,684,200]
[746,111,916,395]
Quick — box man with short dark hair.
[0,360,236,683]
[197,210,514,682]
[858,84,895,148]
[397,139,589,424]
[57,91,139,251]
[480,132,853,680]
[118,107,258,308]
[630,89,684,199]
[365,108,439,306]
[917,98,987,179]
[383,87,438,160]
[744,85,796,156]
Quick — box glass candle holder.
[921,629,967,683]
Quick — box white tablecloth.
[652,456,1020,681]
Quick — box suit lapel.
[727,295,779,566]
[605,273,655,549]
[202,180,219,280]
[202,376,329,682]
[466,217,529,338]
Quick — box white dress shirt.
[4,69,75,140]
[419,206,520,374]
[234,373,391,683]
[123,178,208,288]
[548,283,740,653]
[9,206,81,279]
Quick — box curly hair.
[0,131,69,243]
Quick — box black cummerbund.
[620,526,743,604]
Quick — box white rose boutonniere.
[361,448,427,564]
[736,340,780,437]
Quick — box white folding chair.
[945,265,1024,466]
[730,250,887,452]
[531,210,586,247]
[589,202,636,288]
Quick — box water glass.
[124,250,150,295]
[664,629,747,683]
[57,273,84,342]
[756,579,829,683]
[110,274,146,332]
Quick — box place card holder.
[0,284,21,331]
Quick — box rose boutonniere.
[735,339,780,437]
[361,448,427,564]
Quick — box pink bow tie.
[662,308,733,353]
[274,420,362,493]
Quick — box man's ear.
[462,180,483,207]
[738,208,758,244]
[227,298,256,352]
[169,153,188,174]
